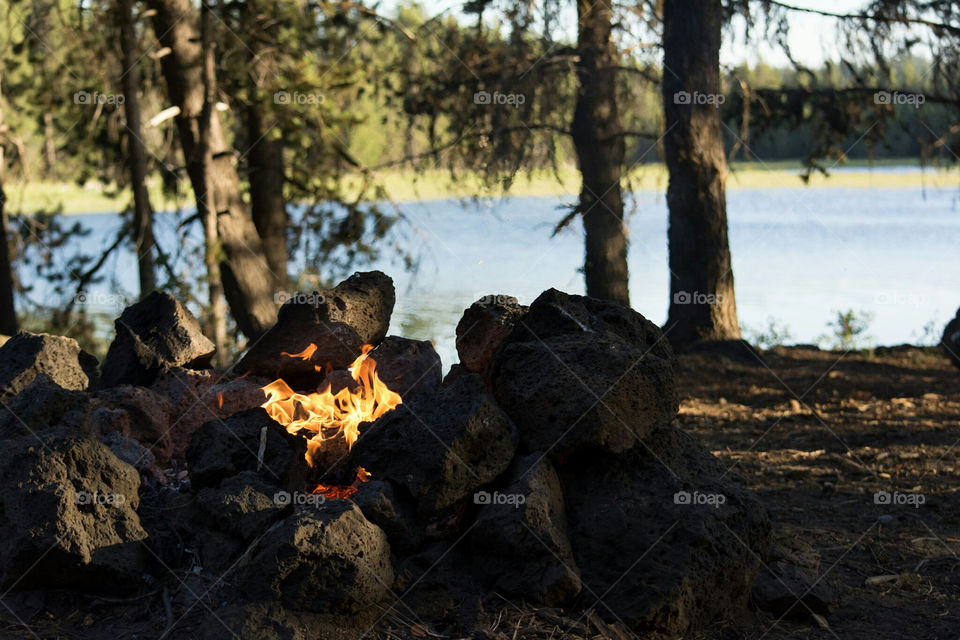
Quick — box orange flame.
[261,345,401,480]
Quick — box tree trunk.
[662,0,740,348]
[118,0,157,297]
[0,71,17,335]
[148,0,278,339]
[244,0,288,288]
[571,0,629,306]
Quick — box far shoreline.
[7,159,957,216]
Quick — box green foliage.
[821,309,874,351]
[742,316,792,350]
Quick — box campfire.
[261,344,403,498]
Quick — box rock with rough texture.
[351,479,424,553]
[186,408,307,491]
[471,454,581,606]
[370,336,442,398]
[493,289,676,461]
[196,471,285,542]
[0,331,99,402]
[86,385,176,463]
[352,374,518,516]
[100,291,215,388]
[561,426,772,634]
[0,375,88,439]
[941,307,960,368]
[456,295,527,381]
[0,429,147,590]
[236,272,395,388]
[238,502,394,617]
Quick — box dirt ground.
[3,346,959,639]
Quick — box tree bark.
[118,0,157,297]
[148,0,278,339]
[0,71,17,335]
[244,0,288,289]
[662,0,740,348]
[571,0,629,306]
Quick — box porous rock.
[351,373,518,516]
[100,291,215,387]
[0,331,98,402]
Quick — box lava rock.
[86,385,176,464]
[238,502,394,617]
[196,470,286,542]
[100,291,215,388]
[236,271,394,387]
[456,295,527,381]
[185,408,307,491]
[100,430,163,484]
[493,289,676,462]
[941,307,960,368]
[318,270,396,345]
[351,479,424,553]
[0,374,88,439]
[562,426,772,634]
[371,336,442,398]
[0,331,99,402]
[471,454,581,606]
[351,374,518,516]
[495,335,675,461]
[0,429,147,590]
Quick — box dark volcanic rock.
[493,289,676,462]
[0,331,99,402]
[86,385,176,463]
[196,470,285,542]
[100,291,215,388]
[562,426,771,634]
[942,307,960,368]
[351,374,518,516]
[456,295,527,381]
[238,502,394,617]
[0,375,88,439]
[185,408,307,491]
[371,336,442,398]
[236,271,394,387]
[0,429,147,590]
[351,479,424,553]
[471,454,581,606]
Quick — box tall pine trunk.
[572,0,629,306]
[662,0,740,348]
[148,0,278,340]
[0,71,17,335]
[244,0,288,289]
[118,0,156,297]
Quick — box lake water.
[17,182,960,370]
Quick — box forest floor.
[3,345,958,639]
